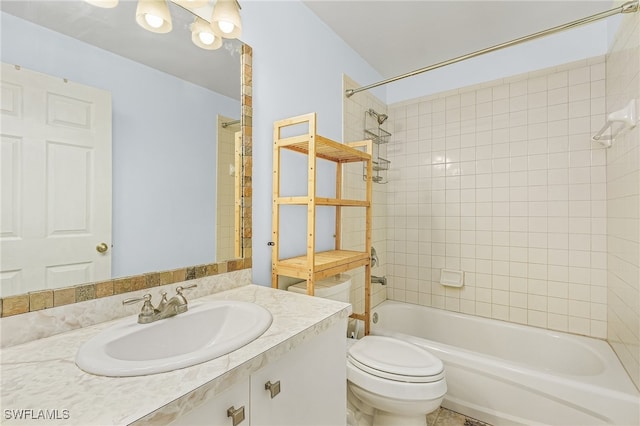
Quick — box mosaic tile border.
[0,258,252,318]
[241,44,253,258]
[1,45,254,319]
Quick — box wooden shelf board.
[275,250,369,274]
[278,136,371,164]
[276,197,369,207]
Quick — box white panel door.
[0,63,112,297]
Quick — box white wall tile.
[605,11,640,389]
[386,57,609,340]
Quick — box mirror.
[0,0,251,300]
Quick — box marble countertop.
[0,284,352,425]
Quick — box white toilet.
[346,335,446,426]
[288,275,447,426]
[287,274,353,303]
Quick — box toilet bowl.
[346,335,446,426]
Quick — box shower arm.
[345,0,639,98]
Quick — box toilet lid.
[348,335,444,383]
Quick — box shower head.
[368,108,388,126]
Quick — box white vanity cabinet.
[251,319,346,426]
[171,378,250,426]
[172,319,346,426]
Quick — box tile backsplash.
[0,267,252,348]
[0,258,249,318]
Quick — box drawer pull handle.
[227,405,245,426]
[265,380,281,398]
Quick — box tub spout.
[371,275,387,286]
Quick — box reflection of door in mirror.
[216,115,240,261]
[1,63,112,297]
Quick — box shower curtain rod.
[345,0,639,98]
[222,119,241,128]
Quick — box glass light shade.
[211,0,241,39]
[85,0,119,8]
[136,0,172,34]
[191,17,222,50]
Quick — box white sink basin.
[75,300,272,377]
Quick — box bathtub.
[370,300,640,426]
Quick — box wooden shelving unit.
[272,112,373,334]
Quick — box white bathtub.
[370,300,640,426]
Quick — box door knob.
[96,242,109,253]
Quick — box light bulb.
[211,0,241,39]
[144,13,164,29]
[198,32,215,45]
[191,17,222,50]
[218,20,235,34]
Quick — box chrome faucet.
[371,275,387,286]
[123,284,197,324]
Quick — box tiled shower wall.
[386,57,608,338]
[216,116,238,261]
[342,75,388,316]
[606,11,640,389]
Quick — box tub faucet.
[371,275,387,286]
[123,284,197,324]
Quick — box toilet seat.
[348,335,444,383]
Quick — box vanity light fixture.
[85,0,242,49]
[191,16,222,50]
[211,0,242,39]
[136,0,172,34]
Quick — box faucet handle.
[122,294,156,322]
[157,291,169,310]
[175,284,197,295]
[122,293,152,306]
[174,284,197,305]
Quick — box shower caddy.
[364,108,391,184]
[271,112,373,335]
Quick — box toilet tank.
[287,274,352,303]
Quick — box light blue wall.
[1,12,240,277]
[241,1,384,285]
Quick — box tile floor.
[427,407,492,426]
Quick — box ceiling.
[0,0,242,100]
[304,0,615,81]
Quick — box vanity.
[0,283,350,425]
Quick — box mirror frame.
[0,45,253,318]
